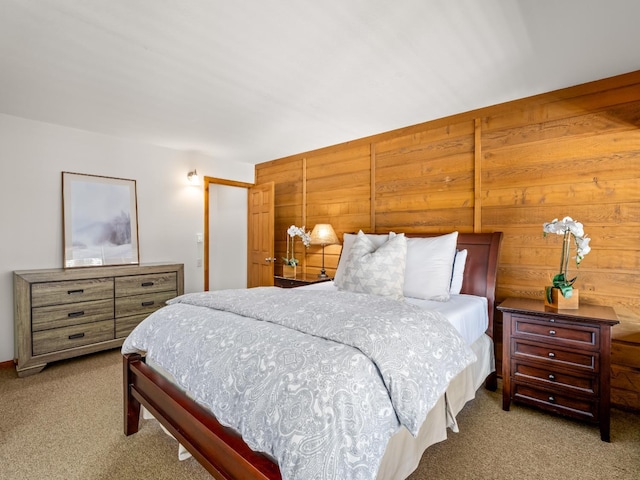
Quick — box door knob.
[265,257,276,263]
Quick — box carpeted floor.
[0,349,638,480]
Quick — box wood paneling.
[255,69,640,410]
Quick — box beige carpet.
[0,349,638,480]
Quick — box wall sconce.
[310,224,340,278]
[187,169,199,184]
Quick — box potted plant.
[543,216,591,308]
[282,225,311,278]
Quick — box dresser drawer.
[513,315,598,349]
[31,278,114,307]
[32,299,114,332]
[512,339,598,372]
[512,383,598,421]
[115,291,175,318]
[32,319,114,356]
[115,313,148,339]
[115,273,177,297]
[512,360,597,395]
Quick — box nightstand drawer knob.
[548,374,556,380]
[548,352,555,358]
[548,396,555,403]
[549,329,556,336]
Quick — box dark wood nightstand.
[273,274,332,289]
[498,297,619,441]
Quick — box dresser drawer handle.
[141,301,155,307]
[141,282,154,287]
[67,289,84,295]
[67,311,85,318]
[549,318,555,323]
[548,352,555,358]
[68,332,85,340]
[548,374,556,381]
[548,396,555,403]
[549,330,556,336]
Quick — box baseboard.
[0,359,15,369]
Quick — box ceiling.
[1,1,639,165]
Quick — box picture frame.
[62,172,139,268]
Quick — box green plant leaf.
[545,286,553,303]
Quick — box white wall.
[0,113,255,362]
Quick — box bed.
[122,231,502,480]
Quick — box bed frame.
[123,231,502,480]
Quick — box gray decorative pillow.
[334,232,390,285]
[335,230,407,300]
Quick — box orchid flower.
[543,216,590,300]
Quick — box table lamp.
[309,224,339,278]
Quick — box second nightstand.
[274,274,332,289]
[499,297,619,441]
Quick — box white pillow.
[403,232,458,301]
[450,249,468,295]
[334,232,391,285]
[335,231,407,300]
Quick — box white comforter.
[122,288,475,480]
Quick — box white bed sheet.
[299,281,489,346]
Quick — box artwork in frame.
[62,172,139,268]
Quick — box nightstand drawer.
[512,339,597,372]
[115,272,177,297]
[273,275,332,288]
[513,315,598,349]
[31,278,114,307]
[513,383,598,421]
[274,277,307,288]
[32,319,114,355]
[512,361,597,395]
[32,299,114,331]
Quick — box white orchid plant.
[283,225,311,266]
[543,216,591,301]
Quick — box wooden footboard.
[123,353,281,480]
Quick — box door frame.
[203,176,254,291]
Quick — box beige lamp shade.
[310,224,339,246]
[310,224,339,278]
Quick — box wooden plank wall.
[255,70,640,410]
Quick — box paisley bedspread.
[122,287,476,480]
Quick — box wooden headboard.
[405,232,503,338]
[456,232,503,336]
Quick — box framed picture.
[62,172,139,268]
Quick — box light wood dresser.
[14,263,184,377]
